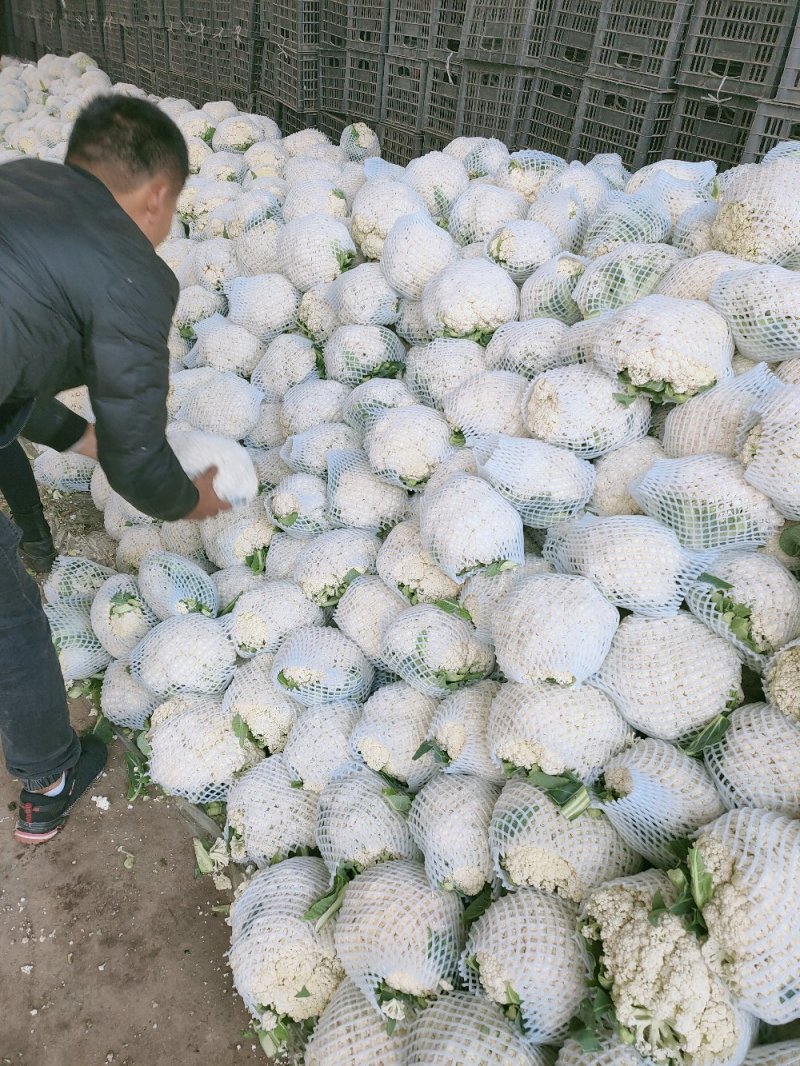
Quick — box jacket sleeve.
[23,398,87,452]
[83,268,199,522]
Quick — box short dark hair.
[66,94,189,192]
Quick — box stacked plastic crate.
[318,0,387,149]
[742,5,800,161]
[262,0,320,133]
[672,0,798,167]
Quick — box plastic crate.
[213,34,232,88]
[34,11,62,53]
[271,0,320,51]
[166,28,189,74]
[542,0,600,75]
[430,0,467,59]
[184,0,214,24]
[456,62,535,141]
[743,99,800,161]
[678,0,798,99]
[776,18,800,105]
[138,26,154,69]
[119,23,138,65]
[152,28,169,71]
[232,34,262,97]
[517,65,582,156]
[231,0,260,32]
[273,47,319,112]
[381,54,429,130]
[422,61,462,135]
[322,0,388,50]
[253,90,278,119]
[379,122,423,164]
[570,76,674,170]
[422,129,453,151]
[319,50,347,111]
[588,0,692,90]
[462,0,550,67]
[164,0,183,26]
[343,49,384,121]
[137,0,166,27]
[276,102,319,135]
[317,109,349,141]
[666,87,757,169]
[104,20,125,70]
[138,67,157,93]
[388,0,432,57]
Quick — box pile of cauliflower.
[8,48,800,1066]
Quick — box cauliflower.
[291,529,380,607]
[43,601,110,683]
[327,448,410,533]
[222,654,301,752]
[380,211,460,300]
[443,369,529,444]
[100,657,158,732]
[527,189,588,254]
[296,283,339,344]
[266,473,331,537]
[283,702,361,793]
[519,252,585,324]
[376,518,460,605]
[282,422,361,478]
[710,158,800,267]
[340,122,381,162]
[461,138,509,178]
[447,182,528,246]
[741,385,800,520]
[211,114,264,153]
[765,637,800,720]
[573,242,685,318]
[328,262,399,326]
[191,313,264,376]
[32,448,96,493]
[281,179,349,222]
[323,324,407,385]
[282,378,350,435]
[233,210,283,276]
[225,273,300,342]
[485,220,561,283]
[484,318,571,378]
[332,575,407,665]
[351,178,427,260]
[272,625,374,706]
[230,581,324,657]
[137,550,218,621]
[341,378,416,433]
[582,192,672,259]
[90,574,158,659]
[306,979,405,1066]
[495,149,567,202]
[403,151,469,220]
[200,501,275,569]
[364,405,452,488]
[181,370,264,439]
[404,338,486,409]
[131,616,236,698]
[44,555,116,607]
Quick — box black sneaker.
[14,735,108,845]
[18,537,57,574]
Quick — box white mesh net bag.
[334,859,464,1021]
[741,385,800,520]
[458,556,553,644]
[484,319,571,379]
[695,808,800,1025]
[266,473,331,537]
[341,378,416,433]
[44,602,111,683]
[446,183,527,247]
[381,211,460,301]
[168,367,219,418]
[159,518,211,571]
[685,551,800,667]
[460,889,587,1046]
[593,612,742,742]
[275,214,356,292]
[262,532,309,581]
[350,179,427,260]
[765,637,800,721]
[403,151,470,220]
[44,555,117,606]
[349,680,438,789]
[710,158,800,268]
[271,625,374,706]
[291,529,380,607]
[775,359,800,385]
[703,702,800,816]
[189,237,240,295]
[305,978,406,1066]
[743,1045,800,1065]
[340,121,381,161]
[555,1034,644,1066]
[404,339,486,410]
[316,762,420,878]
[394,298,432,345]
[521,364,650,459]
[210,566,266,611]
[486,681,633,780]
[580,869,757,1066]
[327,449,411,534]
[283,702,363,794]
[526,189,588,255]
[589,437,666,517]
[631,454,784,550]
[572,243,684,318]
[248,446,294,492]
[115,526,165,575]
[323,325,407,387]
[172,284,226,340]
[222,653,301,752]
[250,334,317,400]
[519,254,585,325]
[224,273,300,343]
[494,150,566,202]
[281,179,348,223]
[211,115,265,154]
[376,518,460,605]
[598,738,725,867]
[89,574,158,659]
[408,772,499,895]
[229,581,324,657]
[89,464,111,512]
[242,399,285,449]
[661,363,780,460]
[419,474,524,581]
[280,423,360,478]
[581,193,672,259]
[137,550,218,621]
[100,656,159,731]
[489,779,641,901]
[442,371,529,444]
[379,606,495,700]
[32,449,96,493]
[227,857,343,1046]
[484,220,561,284]
[555,514,712,617]
[224,755,319,867]
[474,436,595,529]
[492,574,618,687]
[655,250,751,302]
[200,501,275,569]
[130,615,236,698]
[421,260,520,344]
[460,138,509,178]
[710,265,800,361]
[281,378,350,435]
[233,207,283,277]
[363,406,452,489]
[148,694,262,803]
[423,681,504,782]
[328,263,399,328]
[542,159,612,218]
[673,200,718,257]
[333,575,407,666]
[181,371,264,440]
[592,295,734,407]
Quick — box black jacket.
[0,158,198,521]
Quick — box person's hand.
[68,423,97,460]
[184,466,231,521]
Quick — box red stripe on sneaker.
[13,826,61,845]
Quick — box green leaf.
[506,984,521,1006]
[680,713,732,757]
[527,768,592,820]
[231,714,258,748]
[779,526,800,557]
[193,838,215,876]
[295,986,311,999]
[382,786,412,815]
[413,737,452,766]
[481,559,518,578]
[434,598,472,623]
[314,346,327,378]
[449,428,466,447]
[245,546,268,574]
[136,730,152,757]
[613,392,637,408]
[277,669,300,691]
[277,511,299,528]
[688,845,714,910]
[696,572,734,590]
[218,592,242,617]
[463,882,494,927]
[648,890,668,927]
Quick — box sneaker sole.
[13,761,107,846]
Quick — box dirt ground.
[0,486,264,1066]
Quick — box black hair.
[66,94,189,192]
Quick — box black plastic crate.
[344,49,384,121]
[213,34,233,88]
[230,0,260,32]
[232,34,262,96]
[138,67,157,93]
[776,18,800,106]
[322,0,388,50]
[253,90,279,120]
[138,26,154,69]
[186,0,215,24]
[273,47,319,112]
[422,128,453,151]
[317,109,349,141]
[271,0,320,51]
[430,0,467,59]
[35,11,63,52]
[378,121,423,164]
[588,0,693,90]
[678,0,798,99]
[164,0,183,25]
[104,19,125,68]
[197,37,215,86]
[319,50,347,111]
[422,61,461,134]
[388,0,432,57]
[518,65,582,156]
[462,0,550,67]
[167,28,189,74]
[120,23,138,65]
[666,87,757,169]
[743,99,800,161]
[137,0,166,27]
[381,54,429,130]
[276,102,319,135]
[571,76,674,170]
[62,12,105,59]
[152,28,169,71]
[456,62,535,141]
[542,0,600,74]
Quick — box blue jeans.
[0,512,80,789]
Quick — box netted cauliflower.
[442,369,529,442]
[484,318,571,378]
[404,338,486,409]
[332,574,408,665]
[89,574,158,659]
[272,625,374,706]
[364,405,452,489]
[327,448,410,533]
[349,680,438,789]
[137,549,218,620]
[229,580,324,657]
[710,158,800,267]
[222,653,301,753]
[380,211,460,301]
[224,272,300,342]
[291,529,380,607]
[100,656,159,732]
[447,182,527,246]
[403,150,469,221]
[283,702,361,793]
[351,178,427,260]
[422,259,519,344]
[200,500,275,570]
[130,615,236,698]
[376,518,460,605]
[323,324,407,386]
[305,979,405,1066]
[519,252,585,324]
[266,473,331,537]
